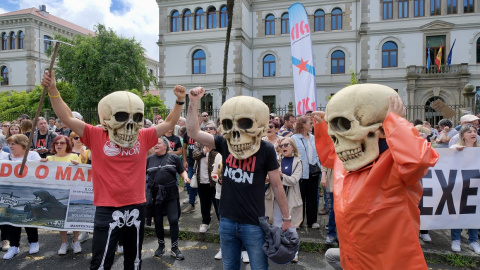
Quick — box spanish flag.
[434,42,443,72]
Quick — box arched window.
[44,35,51,53]
[195,8,205,30]
[263,54,276,77]
[171,11,180,32]
[207,7,217,29]
[265,14,275,35]
[1,66,8,86]
[331,50,345,74]
[425,96,444,125]
[220,6,228,28]
[9,32,15,50]
[314,10,325,31]
[192,49,206,74]
[477,37,480,63]
[183,10,192,31]
[382,41,398,68]
[332,8,342,30]
[1,33,7,50]
[18,31,24,49]
[281,13,289,34]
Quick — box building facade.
[156,0,480,122]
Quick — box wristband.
[175,100,185,105]
[48,93,60,98]
[282,216,292,222]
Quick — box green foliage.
[442,254,477,268]
[347,69,358,86]
[53,24,155,109]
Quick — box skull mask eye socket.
[222,119,233,131]
[114,112,129,122]
[237,118,253,130]
[133,113,143,123]
[331,117,352,132]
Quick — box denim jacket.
[292,133,321,179]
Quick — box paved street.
[0,229,473,270]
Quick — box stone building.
[156,0,480,122]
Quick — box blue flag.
[447,39,456,67]
[426,42,431,69]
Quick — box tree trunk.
[221,0,234,104]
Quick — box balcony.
[407,63,469,76]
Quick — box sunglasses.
[202,115,209,117]
[2,125,9,127]
[73,137,80,140]
[268,124,275,129]
[279,143,291,148]
[205,127,215,130]
[54,141,66,145]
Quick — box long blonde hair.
[458,124,479,147]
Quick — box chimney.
[38,5,49,17]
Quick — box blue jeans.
[327,192,337,238]
[186,165,198,204]
[451,229,479,243]
[219,217,268,270]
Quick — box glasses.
[202,115,209,117]
[279,143,291,148]
[73,137,80,140]
[54,141,66,145]
[2,125,9,127]
[205,127,215,130]
[268,125,275,129]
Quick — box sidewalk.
[145,188,479,259]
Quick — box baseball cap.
[72,111,83,120]
[460,114,479,123]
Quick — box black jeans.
[300,175,319,227]
[154,198,180,247]
[90,203,145,270]
[5,225,38,247]
[198,183,219,224]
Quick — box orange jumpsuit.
[315,113,439,270]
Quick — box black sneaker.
[155,244,165,257]
[170,247,184,260]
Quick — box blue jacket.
[292,133,321,179]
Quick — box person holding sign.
[449,123,480,254]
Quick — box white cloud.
[7,0,159,60]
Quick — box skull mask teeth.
[98,91,145,148]
[220,96,269,160]
[326,84,399,171]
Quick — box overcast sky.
[1,0,160,60]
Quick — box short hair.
[458,124,479,147]
[438,119,453,128]
[279,137,299,157]
[413,119,423,126]
[50,135,73,154]
[0,134,6,148]
[6,134,29,150]
[205,121,217,129]
[160,136,170,151]
[19,114,30,120]
[48,117,56,121]
[269,119,280,129]
[284,112,295,123]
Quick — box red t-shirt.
[81,124,157,207]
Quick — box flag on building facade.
[435,42,443,72]
[289,3,316,115]
[447,39,456,67]
[426,42,431,69]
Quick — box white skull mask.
[98,91,144,148]
[220,96,269,160]
[325,84,399,171]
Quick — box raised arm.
[185,87,215,149]
[41,71,85,136]
[155,85,186,137]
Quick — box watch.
[175,100,185,105]
[282,216,292,222]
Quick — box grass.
[442,254,478,268]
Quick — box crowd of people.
[1,86,480,269]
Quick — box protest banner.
[420,148,480,229]
[0,161,94,231]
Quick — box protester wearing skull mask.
[146,136,190,260]
[313,84,439,270]
[41,71,186,270]
[186,87,293,269]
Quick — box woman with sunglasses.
[1,121,10,136]
[70,132,90,164]
[262,120,282,156]
[40,135,81,255]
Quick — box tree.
[220,0,235,104]
[54,24,156,108]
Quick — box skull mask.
[98,91,144,148]
[325,84,399,171]
[220,96,269,160]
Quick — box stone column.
[462,84,476,114]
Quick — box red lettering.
[231,157,239,169]
[304,22,310,34]
[225,154,234,167]
[250,156,256,172]
[35,165,49,179]
[72,168,85,181]
[295,23,299,39]
[0,163,12,177]
[56,166,72,180]
[291,27,295,40]
[242,157,252,171]
[300,21,305,35]
[87,169,93,182]
[13,164,27,178]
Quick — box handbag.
[190,174,198,188]
[309,163,321,178]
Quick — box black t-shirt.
[36,133,48,158]
[215,135,279,225]
[146,153,185,201]
[165,134,182,152]
[183,131,196,167]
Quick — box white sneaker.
[2,240,10,251]
[58,243,68,255]
[469,242,480,254]
[66,231,73,235]
[199,224,210,233]
[182,198,189,204]
[241,250,249,263]
[117,245,124,254]
[214,249,222,260]
[72,241,82,254]
[311,223,320,229]
[420,233,432,242]
[291,254,298,263]
[29,242,39,254]
[78,232,90,243]
[451,240,461,252]
[3,246,19,260]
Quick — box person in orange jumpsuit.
[313,93,439,270]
